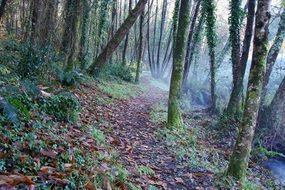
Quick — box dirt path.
[79,78,209,190]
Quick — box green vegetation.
[41,93,81,122]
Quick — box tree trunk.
[156,0,168,77]
[227,0,271,180]
[203,0,218,112]
[267,76,285,144]
[89,0,148,75]
[182,0,201,89]
[78,0,91,70]
[30,0,39,43]
[226,0,242,116]
[122,0,132,66]
[135,9,145,83]
[61,0,80,84]
[227,0,256,118]
[167,0,191,128]
[0,0,8,21]
[260,10,285,107]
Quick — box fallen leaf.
[40,150,58,159]
[40,166,56,174]
[175,177,184,184]
[85,181,97,190]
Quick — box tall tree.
[226,0,256,118]
[156,0,168,77]
[182,0,201,89]
[89,0,148,75]
[61,0,80,84]
[167,0,191,127]
[135,9,145,83]
[78,0,91,70]
[122,0,132,66]
[260,9,285,107]
[202,0,218,112]
[227,0,271,180]
[226,0,242,116]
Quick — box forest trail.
[79,76,214,190]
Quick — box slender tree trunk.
[135,9,145,83]
[226,0,242,116]
[122,0,132,66]
[203,0,218,112]
[227,0,271,180]
[167,0,191,128]
[152,1,158,76]
[260,9,285,107]
[182,0,201,89]
[89,0,148,75]
[227,0,256,118]
[30,0,39,43]
[156,0,168,77]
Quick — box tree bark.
[260,9,285,107]
[122,0,132,66]
[135,9,145,83]
[203,0,218,112]
[0,0,8,21]
[156,0,168,77]
[182,0,201,89]
[226,0,256,118]
[227,0,271,180]
[167,0,191,128]
[61,0,80,84]
[89,0,148,75]
[226,0,242,116]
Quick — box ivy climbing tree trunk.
[202,0,218,113]
[227,0,271,180]
[226,0,256,118]
[89,0,148,75]
[226,0,242,117]
[167,0,191,128]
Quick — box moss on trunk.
[227,0,271,181]
[167,0,191,128]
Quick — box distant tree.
[135,9,145,83]
[122,0,132,66]
[167,0,191,128]
[227,0,271,180]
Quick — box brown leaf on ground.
[85,181,97,190]
[40,166,56,174]
[40,150,58,159]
